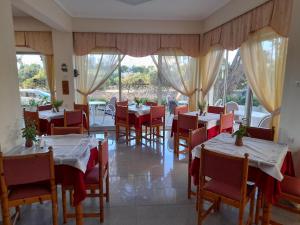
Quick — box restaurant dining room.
[1,0,300,225]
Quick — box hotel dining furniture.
[51,124,83,135]
[144,101,158,106]
[74,103,90,134]
[171,112,222,140]
[190,133,295,225]
[141,105,165,144]
[88,100,107,124]
[115,105,136,145]
[116,100,128,106]
[245,126,275,142]
[62,134,109,223]
[174,105,189,115]
[64,110,84,129]
[207,105,226,114]
[0,150,58,225]
[174,113,198,157]
[37,104,53,111]
[219,112,234,133]
[197,147,255,225]
[6,134,101,225]
[23,108,41,135]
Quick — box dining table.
[190,133,295,225]
[38,109,88,135]
[7,134,100,225]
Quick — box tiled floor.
[13,132,300,225]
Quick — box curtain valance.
[15,31,53,55]
[73,32,201,57]
[201,0,293,55]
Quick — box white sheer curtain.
[74,53,124,104]
[240,27,288,140]
[199,45,225,104]
[152,50,199,110]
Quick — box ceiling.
[12,6,29,17]
[54,0,231,21]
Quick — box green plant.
[134,97,142,105]
[29,99,38,107]
[232,125,247,138]
[21,120,37,142]
[52,99,63,112]
[198,100,207,112]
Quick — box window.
[16,54,50,107]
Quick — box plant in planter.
[134,97,142,107]
[232,125,247,146]
[198,100,207,115]
[21,120,37,148]
[52,99,63,112]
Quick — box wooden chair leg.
[69,190,74,206]
[52,193,58,225]
[99,182,104,222]
[1,196,11,225]
[15,206,21,221]
[188,174,191,199]
[62,189,67,224]
[126,127,129,145]
[238,205,245,225]
[197,191,204,225]
[116,125,119,141]
[248,191,255,225]
[106,172,110,202]
[255,190,262,224]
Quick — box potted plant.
[134,97,142,108]
[232,125,247,146]
[198,100,207,115]
[52,99,63,112]
[21,120,37,148]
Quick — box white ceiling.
[54,0,231,21]
[12,6,29,17]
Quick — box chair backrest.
[116,100,128,106]
[115,105,129,124]
[258,115,272,128]
[177,113,198,133]
[245,126,275,141]
[51,124,83,135]
[174,105,188,115]
[64,110,83,127]
[220,112,234,133]
[145,101,158,106]
[208,105,225,114]
[98,132,109,178]
[0,151,54,188]
[189,127,207,150]
[150,105,165,121]
[225,101,239,113]
[109,97,117,105]
[37,104,52,111]
[200,146,249,201]
[74,103,90,130]
[23,108,40,134]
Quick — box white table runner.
[174,112,220,129]
[128,105,150,116]
[7,134,98,173]
[192,133,288,181]
[38,110,65,122]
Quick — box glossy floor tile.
[10,131,300,225]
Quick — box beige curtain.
[43,55,56,103]
[199,46,225,103]
[152,50,199,110]
[240,27,288,141]
[74,53,124,104]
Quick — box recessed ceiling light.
[116,0,152,6]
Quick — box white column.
[0,0,23,151]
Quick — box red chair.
[51,124,83,135]
[188,127,207,199]
[207,105,226,114]
[175,114,198,157]
[145,101,158,106]
[0,151,58,225]
[245,127,275,141]
[115,105,135,145]
[64,110,83,129]
[62,133,109,223]
[23,108,41,135]
[174,105,188,115]
[38,104,53,111]
[116,100,128,106]
[142,105,165,143]
[197,146,255,225]
[219,112,234,133]
[74,103,90,134]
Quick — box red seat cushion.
[204,180,254,201]
[8,183,51,201]
[142,119,163,127]
[281,176,300,197]
[84,166,107,185]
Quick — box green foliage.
[52,99,63,111]
[21,120,37,141]
[134,97,142,105]
[22,70,47,89]
[232,125,247,138]
[198,100,207,112]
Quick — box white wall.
[14,16,51,31]
[72,18,203,34]
[0,0,23,152]
[52,30,75,109]
[279,0,300,176]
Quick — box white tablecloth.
[7,134,98,173]
[173,112,220,129]
[38,110,64,122]
[192,133,288,181]
[128,105,150,116]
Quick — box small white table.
[89,101,107,125]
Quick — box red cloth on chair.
[55,147,98,206]
[129,113,150,131]
[190,152,295,204]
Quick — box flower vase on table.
[52,99,64,113]
[232,125,247,147]
[198,101,207,117]
[134,97,142,108]
[21,120,37,148]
